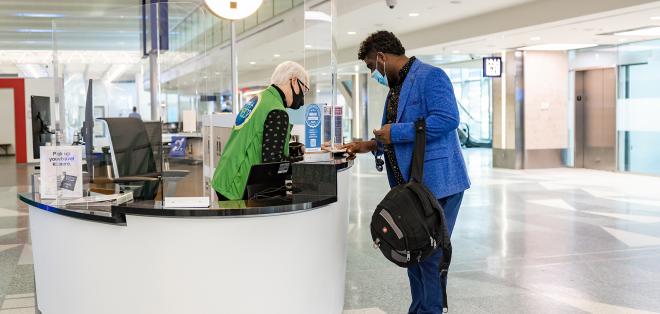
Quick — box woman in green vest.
[212,61,310,200]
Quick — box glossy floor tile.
[2,149,660,313]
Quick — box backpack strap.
[410,119,426,183]
[439,212,452,313]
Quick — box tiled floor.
[3,149,660,313]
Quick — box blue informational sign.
[169,136,187,158]
[305,104,322,151]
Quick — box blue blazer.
[377,59,470,199]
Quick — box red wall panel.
[0,79,26,163]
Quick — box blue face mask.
[372,68,388,87]
[371,54,388,87]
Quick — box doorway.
[574,68,616,171]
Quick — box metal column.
[231,21,239,113]
[150,52,160,121]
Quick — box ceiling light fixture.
[15,13,64,18]
[614,26,660,36]
[17,64,48,79]
[347,31,357,35]
[249,61,256,65]
[452,50,460,54]
[205,0,263,20]
[304,11,332,22]
[409,13,420,17]
[519,44,598,51]
[273,54,280,57]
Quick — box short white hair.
[270,61,309,86]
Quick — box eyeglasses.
[296,78,310,95]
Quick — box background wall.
[0,88,16,154]
[523,51,569,150]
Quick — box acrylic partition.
[43,4,160,203]
[170,0,339,201]
[30,0,338,203]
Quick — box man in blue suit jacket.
[344,31,470,314]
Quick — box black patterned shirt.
[262,85,289,163]
[384,56,416,185]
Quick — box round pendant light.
[205,0,263,20]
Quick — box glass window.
[244,13,258,31]
[258,0,274,23]
[274,0,293,15]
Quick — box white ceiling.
[5,0,660,93]
[411,1,660,55]
[334,0,536,49]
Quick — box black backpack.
[370,119,452,311]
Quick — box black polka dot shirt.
[262,109,289,163]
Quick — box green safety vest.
[212,86,291,200]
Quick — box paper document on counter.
[164,197,210,208]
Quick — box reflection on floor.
[3,149,660,313]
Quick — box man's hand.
[373,124,392,144]
[342,140,376,160]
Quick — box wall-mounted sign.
[483,57,503,77]
[40,146,83,199]
[170,136,187,158]
[305,104,322,152]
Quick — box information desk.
[19,157,353,314]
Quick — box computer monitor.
[243,162,291,200]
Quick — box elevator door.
[574,68,616,171]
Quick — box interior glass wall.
[569,40,660,176]
[445,65,493,142]
[616,40,660,175]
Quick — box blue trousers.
[407,191,464,314]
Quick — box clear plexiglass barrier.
[27,1,337,206]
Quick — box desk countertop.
[19,156,352,225]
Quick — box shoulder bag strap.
[410,119,426,183]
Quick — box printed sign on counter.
[40,146,83,199]
[334,106,343,145]
[323,105,332,144]
[305,104,322,152]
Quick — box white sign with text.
[40,146,84,199]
